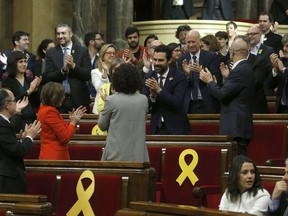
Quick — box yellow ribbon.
[176,149,199,186]
[66,170,95,216]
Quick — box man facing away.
[0,89,41,193]
[200,36,255,155]
[43,23,91,113]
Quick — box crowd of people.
[0,3,288,215]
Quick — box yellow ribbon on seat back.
[176,149,199,186]
[66,170,95,216]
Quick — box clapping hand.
[69,106,87,125]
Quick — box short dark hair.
[0,89,10,112]
[215,31,228,40]
[167,42,180,52]
[84,32,101,47]
[125,26,139,38]
[37,39,54,59]
[144,34,158,47]
[226,21,238,29]
[201,35,220,52]
[7,51,27,78]
[227,155,262,202]
[40,82,65,107]
[12,31,29,46]
[112,64,141,94]
[175,25,191,39]
[259,11,274,22]
[154,44,172,61]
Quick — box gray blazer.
[98,92,149,162]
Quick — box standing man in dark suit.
[200,36,255,155]
[143,45,191,135]
[246,25,274,111]
[178,30,221,114]
[268,158,288,216]
[202,0,233,20]
[84,32,104,98]
[270,0,288,25]
[161,0,195,20]
[0,31,35,80]
[0,89,41,193]
[43,23,91,113]
[268,34,288,114]
[259,12,283,54]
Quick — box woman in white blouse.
[219,155,270,216]
[91,44,116,114]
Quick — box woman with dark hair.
[37,82,86,160]
[144,34,158,48]
[98,64,149,162]
[219,155,270,215]
[33,39,55,76]
[2,51,42,132]
[167,42,181,69]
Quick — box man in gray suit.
[202,0,233,20]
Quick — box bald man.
[200,36,255,155]
[178,30,221,114]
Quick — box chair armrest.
[265,158,285,166]
[192,185,221,198]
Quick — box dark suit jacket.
[207,60,254,139]
[0,115,33,193]
[0,50,35,80]
[162,0,195,19]
[270,0,288,24]
[269,192,288,216]
[247,54,271,113]
[202,0,233,20]
[263,30,283,54]
[43,44,91,109]
[178,49,221,113]
[267,58,288,113]
[143,68,191,135]
[2,77,40,132]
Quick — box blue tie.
[192,55,199,100]
[62,48,70,93]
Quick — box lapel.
[55,46,64,68]
[163,68,175,90]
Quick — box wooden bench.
[24,160,155,213]
[0,194,52,216]
[115,201,254,216]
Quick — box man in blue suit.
[200,36,255,155]
[143,45,191,135]
[178,30,221,114]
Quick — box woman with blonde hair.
[91,44,116,114]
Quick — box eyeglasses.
[105,51,116,56]
[246,32,260,36]
[7,99,16,103]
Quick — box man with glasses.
[43,23,91,113]
[246,26,274,112]
[0,89,41,193]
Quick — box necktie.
[158,75,164,128]
[62,48,70,93]
[192,55,199,100]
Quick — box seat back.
[160,147,221,206]
[69,145,102,160]
[24,144,40,159]
[248,124,287,165]
[78,123,97,134]
[26,172,57,204]
[147,146,163,182]
[56,173,123,216]
[191,123,219,135]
